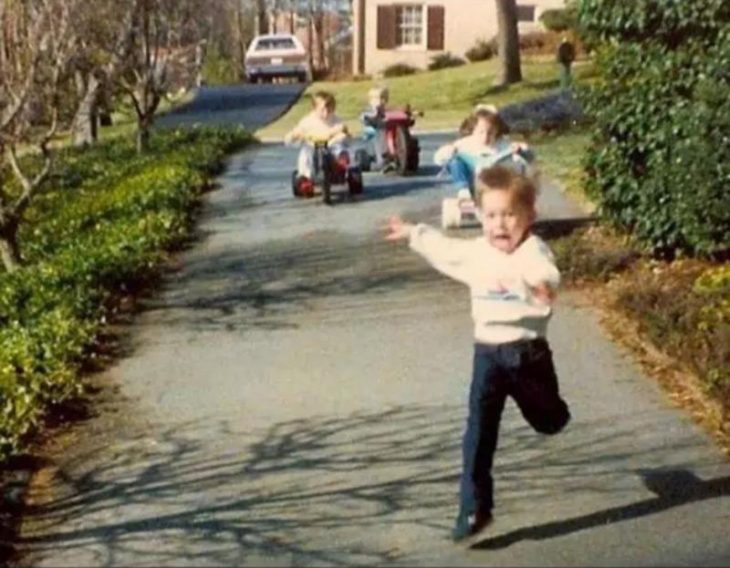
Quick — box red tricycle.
[355,105,422,175]
[291,136,364,205]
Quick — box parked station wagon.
[245,34,310,83]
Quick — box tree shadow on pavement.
[136,231,457,336]
[16,404,727,566]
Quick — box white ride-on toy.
[441,147,532,230]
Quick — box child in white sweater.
[386,165,570,544]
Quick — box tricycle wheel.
[347,169,364,195]
[394,125,410,175]
[354,148,371,172]
[407,137,420,172]
[441,198,460,230]
[291,170,301,197]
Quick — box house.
[352,0,566,76]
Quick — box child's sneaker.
[452,509,493,544]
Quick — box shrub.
[428,52,466,71]
[465,40,494,62]
[0,127,252,460]
[578,0,730,257]
[519,31,547,52]
[382,63,418,78]
[614,261,730,415]
[540,7,577,33]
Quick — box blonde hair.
[368,86,389,102]
[475,166,538,214]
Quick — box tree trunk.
[0,219,22,273]
[256,0,268,35]
[236,3,247,80]
[137,115,151,153]
[494,0,522,86]
[314,10,326,71]
[71,72,100,147]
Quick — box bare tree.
[118,0,208,153]
[0,0,75,271]
[69,0,137,147]
[494,0,522,86]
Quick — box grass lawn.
[255,55,595,140]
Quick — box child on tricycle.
[356,86,421,175]
[284,90,363,202]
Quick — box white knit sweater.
[409,224,560,344]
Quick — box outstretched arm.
[385,216,474,284]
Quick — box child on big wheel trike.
[285,91,363,204]
[356,87,421,175]
[436,105,535,229]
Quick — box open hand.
[530,283,556,305]
[384,215,413,241]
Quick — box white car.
[245,34,310,84]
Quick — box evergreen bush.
[577,0,730,256]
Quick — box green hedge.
[0,126,252,460]
[540,7,577,33]
[577,0,730,256]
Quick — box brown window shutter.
[377,5,397,49]
[427,5,445,50]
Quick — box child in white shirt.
[285,91,350,183]
[385,165,570,544]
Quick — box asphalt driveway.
[155,84,306,131]
[13,118,730,565]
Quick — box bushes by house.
[428,52,465,71]
[464,40,494,62]
[382,63,418,78]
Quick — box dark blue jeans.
[445,155,476,194]
[459,338,570,517]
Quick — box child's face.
[314,97,333,120]
[472,117,499,145]
[480,189,534,253]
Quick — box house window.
[396,5,423,46]
[516,4,536,22]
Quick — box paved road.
[15,122,730,564]
[155,84,306,130]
